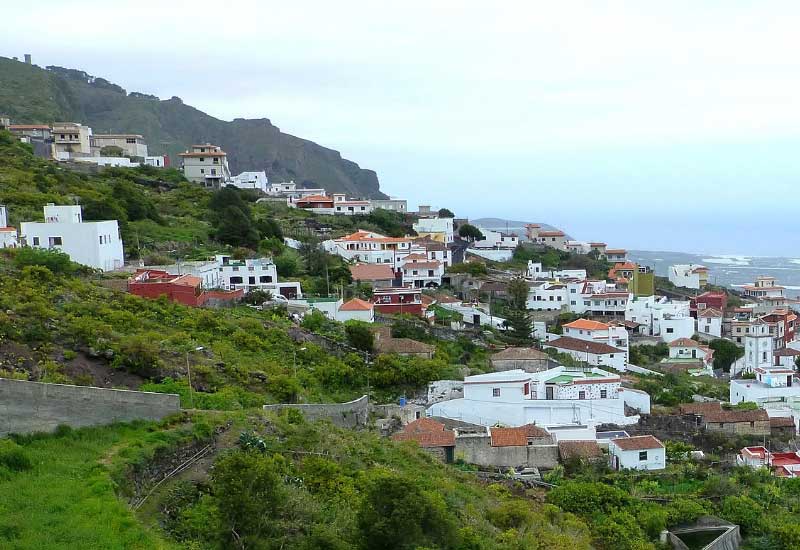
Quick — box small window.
[523,383,530,394]
[259,276,273,283]
[579,391,586,400]
[492,388,501,397]
[32,236,40,246]
[639,451,648,461]
[666,328,674,334]
[248,277,255,284]
[600,389,607,399]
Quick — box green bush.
[0,440,32,472]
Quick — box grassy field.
[0,421,188,549]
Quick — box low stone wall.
[263,395,368,428]
[0,378,180,437]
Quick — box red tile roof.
[392,418,455,447]
[563,319,610,331]
[490,424,549,447]
[558,440,602,459]
[770,417,795,428]
[669,338,701,348]
[9,124,51,130]
[546,336,622,355]
[611,435,664,451]
[339,298,374,311]
[350,263,395,281]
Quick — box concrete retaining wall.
[0,378,180,436]
[263,395,368,428]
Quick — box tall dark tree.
[458,223,484,242]
[437,207,455,218]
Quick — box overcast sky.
[4,1,800,255]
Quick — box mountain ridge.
[0,56,386,198]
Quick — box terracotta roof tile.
[611,435,664,451]
[350,263,395,281]
[339,298,374,311]
[669,338,701,348]
[545,336,623,355]
[770,417,795,428]
[392,418,455,447]
[559,440,602,459]
[563,319,610,331]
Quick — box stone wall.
[263,395,368,428]
[0,378,180,437]
[453,433,558,469]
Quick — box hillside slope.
[0,56,385,198]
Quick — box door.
[545,386,554,400]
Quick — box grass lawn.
[0,422,182,550]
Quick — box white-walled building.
[472,228,519,249]
[730,366,800,405]
[19,204,123,271]
[215,255,301,298]
[526,281,568,311]
[90,134,148,158]
[743,276,785,300]
[370,199,408,212]
[323,230,415,269]
[52,122,92,159]
[427,367,640,428]
[668,264,709,289]
[738,318,775,374]
[336,298,375,323]
[626,295,694,342]
[526,261,587,281]
[543,336,627,372]
[609,435,665,471]
[412,217,454,244]
[400,254,444,288]
[231,171,269,193]
[697,308,723,338]
[667,338,714,372]
[0,205,18,248]
[178,144,231,188]
[332,193,373,215]
[562,319,629,352]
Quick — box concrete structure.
[526,281,568,311]
[608,435,665,470]
[428,367,639,428]
[668,264,709,289]
[373,327,435,358]
[400,254,443,288]
[472,228,519,250]
[370,198,408,212]
[562,319,629,353]
[491,347,551,372]
[742,318,775,373]
[331,193,373,215]
[336,298,375,323]
[412,216,454,244]
[742,276,784,300]
[691,291,728,317]
[20,204,124,271]
[178,144,231,188]
[144,155,169,168]
[454,425,559,469]
[52,122,92,159]
[526,261,587,280]
[626,295,694,342]
[90,134,148,158]
[128,269,243,307]
[231,171,269,193]
[605,249,628,262]
[263,395,368,428]
[392,418,456,462]
[0,205,18,248]
[0,378,179,436]
[738,446,800,477]
[8,124,51,141]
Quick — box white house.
[332,193,373,215]
[543,336,627,372]
[231,171,269,193]
[427,367,640,428]
[608,435,665,471]
[400,254,444,288]
[412,217,454,244]
[178,144,231,188]
[740,318,775,374]
[90,133,148,158]
[0,205,18,248]
[336,298,375,323]
[472,228,519,249]
[370,199,408,212]
[625,295,694,342]
[668,264,709,289]
[562,319,629,354]
[526,261,587,281]
[19,204,124,271]
[697,308,723,338]
[143,259,220,289]
[730,365,800,405]
[742,276,785,300]
[437,301,506,329]
[526,281,568,311]
[215,255,302,298]
[323,230,415,269]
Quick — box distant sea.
[629,250,800,300]
[472,220,800,299]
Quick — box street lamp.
[185,346,204,410]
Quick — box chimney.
[24,54,32,64]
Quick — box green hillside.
[0,56,385,198]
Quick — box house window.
[523,383,530,394]
[199,157,205,162]
[232,267,239,272]
[230,276,243,284]
[666,328,674,334]
[200,168,205,174]
[579,391,586,400]
[639,451,648,461]
[248,277,255,284]
[259,276,273,283]
[381,296,391,303]
[49,236,63,246]
[600,389,607,399]
[32,237,40,246]
[492,388,501,397]
[749,421,755,427]
[99,236,104,244]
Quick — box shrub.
[0,440,32,472]
[13,248,76,275]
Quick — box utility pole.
[365,351,371,407]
